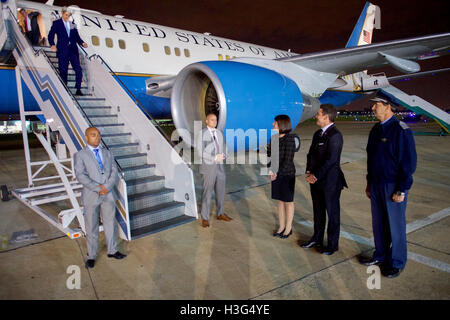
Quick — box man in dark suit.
[74,127,127,269]
[300,104,347,255]
[48,7,88,96]
[20,9,41,46]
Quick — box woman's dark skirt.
[271,174,295,202]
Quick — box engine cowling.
[171,60,320,150]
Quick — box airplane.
[1,0,449,150]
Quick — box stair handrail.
[78,45,177,150]
[5,6,125,175]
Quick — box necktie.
[212,130,220,154]
[93,148,104,171]
[65,21,70,37]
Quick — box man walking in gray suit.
[196,113,233,228]
[74,127,126,268]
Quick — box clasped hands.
[98,184,108,196]
[215,153,225,163]
[305,171,317,184]
[269,171,277,182]
[365,184,405,203]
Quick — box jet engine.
[171,60,320,150]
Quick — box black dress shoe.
[85,259,95,269]
[75,89,84,96]
[382,266,402,278]
[107,251,127,259]
[359,256,383,266]
[300,240,322,249]
[273,229,285,237]
[321,247,338,255]
[280,229,292,239]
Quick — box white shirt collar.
[321,122,334,133]
[87,144,101,152]
[381,116,393,125]
[207,126,216,135]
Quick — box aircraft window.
[226,55,230,60]
[218,54,223,60]
[164,46,171,55]
[105,37,113,48]
[118,39,126,49]
[184,49,190,58]
[143,43,150,52]
[91,35,100,46]
[174,47,181,56]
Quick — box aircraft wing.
[279,33,450,75]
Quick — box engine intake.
[171,61,320,150]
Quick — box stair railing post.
[15,66,33,187]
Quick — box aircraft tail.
[346,2,381,48]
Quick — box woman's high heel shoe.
[273,229,285,237]
[280,229,292,239]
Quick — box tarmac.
[0,121,449,300]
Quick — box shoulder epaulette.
[399,121,410,130]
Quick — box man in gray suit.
[196,113,233,228]
[74,127,126,268]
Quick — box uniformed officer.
[359,95,417,278]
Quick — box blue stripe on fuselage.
[116,75,171,119]
[3,68,365,117]
[1,67,41,114]
[319,90,365,107]
[1,68,171,119]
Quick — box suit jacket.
[74,146,119,206]
[306,124,347,190]
[48,18,84,56]
[196,127,227,176]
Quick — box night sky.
[32,0,450,109]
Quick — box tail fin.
[346,2,381,48]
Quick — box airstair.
[1,4,197,240]
[380,85,450,134]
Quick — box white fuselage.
[17,0,296,76]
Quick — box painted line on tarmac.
[406,207,450,234]
[296,218,450,273]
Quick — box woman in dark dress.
[268,115,297,239]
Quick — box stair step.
[108,142,139,157]
[126,175,165,194]
[102,132,132,145]
[88,114,118,125]
[128,188,174,211]
[68,85,88,89]
[81,106,112,116]
[115,152,147,168]
[70,87,89,95]
[131,214,195,240]
[122,164,155,180]
[96,123,125,134]
[77,98,106,107]
[130,201,185,230]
